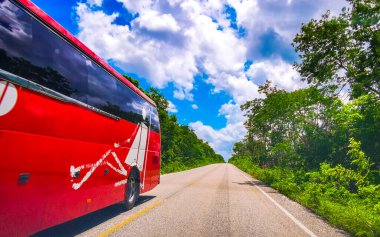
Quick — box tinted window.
[150,107,160,133]
[87,61,151,125]
[0,0,88,102]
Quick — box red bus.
[0,0,161,236]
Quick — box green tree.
[293,0,380,99]
[123,74,144,91]
[241,83,336,169]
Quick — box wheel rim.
[128,177,136,203]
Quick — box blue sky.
[32,0,346,159]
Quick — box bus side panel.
[0,84,140,235]
[0,131,48,237]
[148,131,161,190]
[140,131,160,193]
[41,139,130,229]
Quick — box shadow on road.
[233,181,279,193]
[233,180,266,186]
[32,195,156,237]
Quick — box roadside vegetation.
[124,76,224,174]
[229,1,380,236]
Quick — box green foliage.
[240,85,341,169]
[292,0,380,99]
[122,75,224,174]
[123,74,144,91]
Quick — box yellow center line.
[97,168,216,237]
[97,200,161,237]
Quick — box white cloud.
[191,104,198,110]
[87,0,103,7]
[227,0,348,59]
[246,58,304,91]
[219,101,245,124]
[115,0,153,14]
[137,10,180,33]
[167,100,178,113]
[288,1,346,39]
[227,0,259,28]
[76,0,249,102]
[207,73,262,105]
[190,120,246,159]
[76,3,197,100]
[190,101,246,159]
[186,15,246,75]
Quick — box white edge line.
[237,167,318,237]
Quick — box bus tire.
[124,169,140,210]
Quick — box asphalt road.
[35,164,349,237]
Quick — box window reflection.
[150,107,160,132]
[0,0,88,102]
[87,61,148,125]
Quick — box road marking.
[0,80,18,116]
[98,165,218,236]
[97,200,161,237]
[237,168,318,237]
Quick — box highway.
[35,164,348,237]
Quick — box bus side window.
[87,61,148,125]
[150,107,160,133]
[0,1,88,103]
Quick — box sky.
[32,0,347,160]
